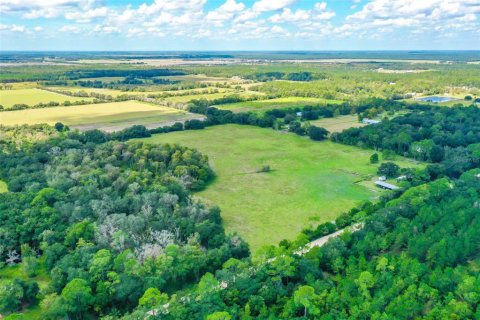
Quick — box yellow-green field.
[0,88,94,108]
[217,97,342,113]
[0,100,198,131]
[0,180,7,193]
[309,115,366,133]
[140,125,421,252]
[46,86,235,98]
[163,91,260,103]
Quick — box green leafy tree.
[206,311,232,320]
[293,285,320,317]
[138,288,168,309]
[60,278,94,320]
[370,153,379,164]
[377,162,400,178]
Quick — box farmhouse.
[362,118,381,125]
[375,181,399,190]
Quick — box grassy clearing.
[309,115,366,133]
[0,82,38,90]
[47,86,235,98]
[0,100,191,131]
[80,76,125,82]
[0,180,7,193]
[163,91,259,103]
[0,259,51,320]
[164,74,242,83]
[217,97,342,113]
[140,125,420,253]
[46,87,141,97]
[0,88,94,108]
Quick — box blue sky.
[1,0,479,51]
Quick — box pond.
[417,96,459,103]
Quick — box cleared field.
[140,125,420,252]
[309,115,366,133]
[47,86,234,98]
[0,88,94,108]
[217,97,342,113]
[163,91,259,103]
[0,100,198,132]
[80,76,125,82]
[0,180,7,193]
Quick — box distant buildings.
[375,181,400,190]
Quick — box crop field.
[216,97,342,113]
[0,88,94,108]
[140,125,420,252]
[0,100,198,132]
[309,115,366,133]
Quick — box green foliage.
[377,162,400,178]
[370,153,379,164]
[293,285,320,317]
[59,278,94,318]
[138,288,168,309]
[119,171,480,319]
[0,128,247,318]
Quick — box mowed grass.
[0,180,7,193]
[163,91,259,103]
[0,100,187,128]
[217,97,342,113]
[0,88,94,108]
[309,115,367,133]
[139,125,419,253]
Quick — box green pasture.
[217,97,342,113]
[0,88,94,108]
[139,125,420,253]
[163,91,259,103]
[309,115,366,133]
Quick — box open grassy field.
[0,88,94,108]
[0,100,199,132]
[47,86,235,98]
[0,259,51,319]
[217,97,342,113]
[140,125,420,252]
[0,180,7,193]
[309,115,366,133]
[163,91,260,103]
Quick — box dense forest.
[333,106,480,178]
[0,127,248,318]
[116,169,480,319]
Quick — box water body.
[417,96,458,103]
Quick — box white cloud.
[269,8,310,23]
[1,0,99,19]
[207,0,245,22]
[314,2,327,11]
[65,6,108,22]
[33,26,43,32]
[340,0,480,37]
[252,0,296,12]
[0,24,26,32]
